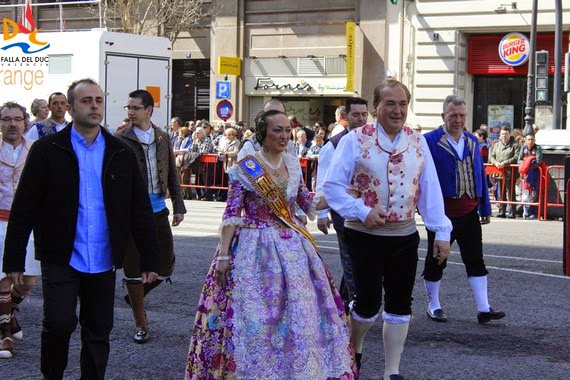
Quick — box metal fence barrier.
[179,154,319,198]
[180,157,563,222]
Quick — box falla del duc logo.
[1,0,50,55]
[0,1,49,92]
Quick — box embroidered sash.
[238,156,319,252]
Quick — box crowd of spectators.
[170,113,342,199]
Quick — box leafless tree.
[90,0,218,43]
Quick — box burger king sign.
[498,32,530,66]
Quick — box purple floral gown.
[185,153,357,380]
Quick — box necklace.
[259,150,283,175]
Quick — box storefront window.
[473,76,566,134]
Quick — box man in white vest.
[324,78,452,379]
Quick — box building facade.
[174,0,388,127]
[174,0,570,132]
[399,0,570,132]
[1,0,568,132]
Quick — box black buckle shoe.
[427,308,448,323]
[477,308,506,324]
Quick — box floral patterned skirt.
[185,226,357,380]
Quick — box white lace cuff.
[218,217,243,233]
[305,192,322,221]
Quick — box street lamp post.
[553,0,563,130]
[523,0,538,136]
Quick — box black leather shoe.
[506,213,516,219]
[355,352,362,371]
[390,375,405,380]
[133,327,149,344]
[495,213,506,218]
[427,308,448,323]
[477,308,506,324]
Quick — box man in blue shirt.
[3,78,160,379]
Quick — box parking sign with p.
[216,81,231,99]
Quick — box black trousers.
[422,208,489,281]
[331,210,354,304]
[41,263,115,380]
[345,228,419,318]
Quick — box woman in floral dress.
[185,110,357,380]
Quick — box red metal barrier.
[180,154,319,195]
[485,163,546,220]
[179,154,227,200]
[542,165,565,219]
[183,159,555,213]
[299,157,318,191]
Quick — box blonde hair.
[243,130,253,139]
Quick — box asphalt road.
[3,200,570,380]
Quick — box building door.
[172,59,210,124]
[473,75,567,133]
[473,76,527,133]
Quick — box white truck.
[0,30,172,131]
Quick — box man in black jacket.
[2,78,160,380]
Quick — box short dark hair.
[1,101,28,124]
[171,116,183,126]
[67,78,99,105]
[474,128,488,140]
[128,89,154,109]
[345,97,368,114]
[255,109,287,145]
[48,92,67,105]
[372,78,411,109]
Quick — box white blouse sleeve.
[322,133,371,223]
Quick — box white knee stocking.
[383,313,410,379]
[468,275,491,312]
[424,280,442,312]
